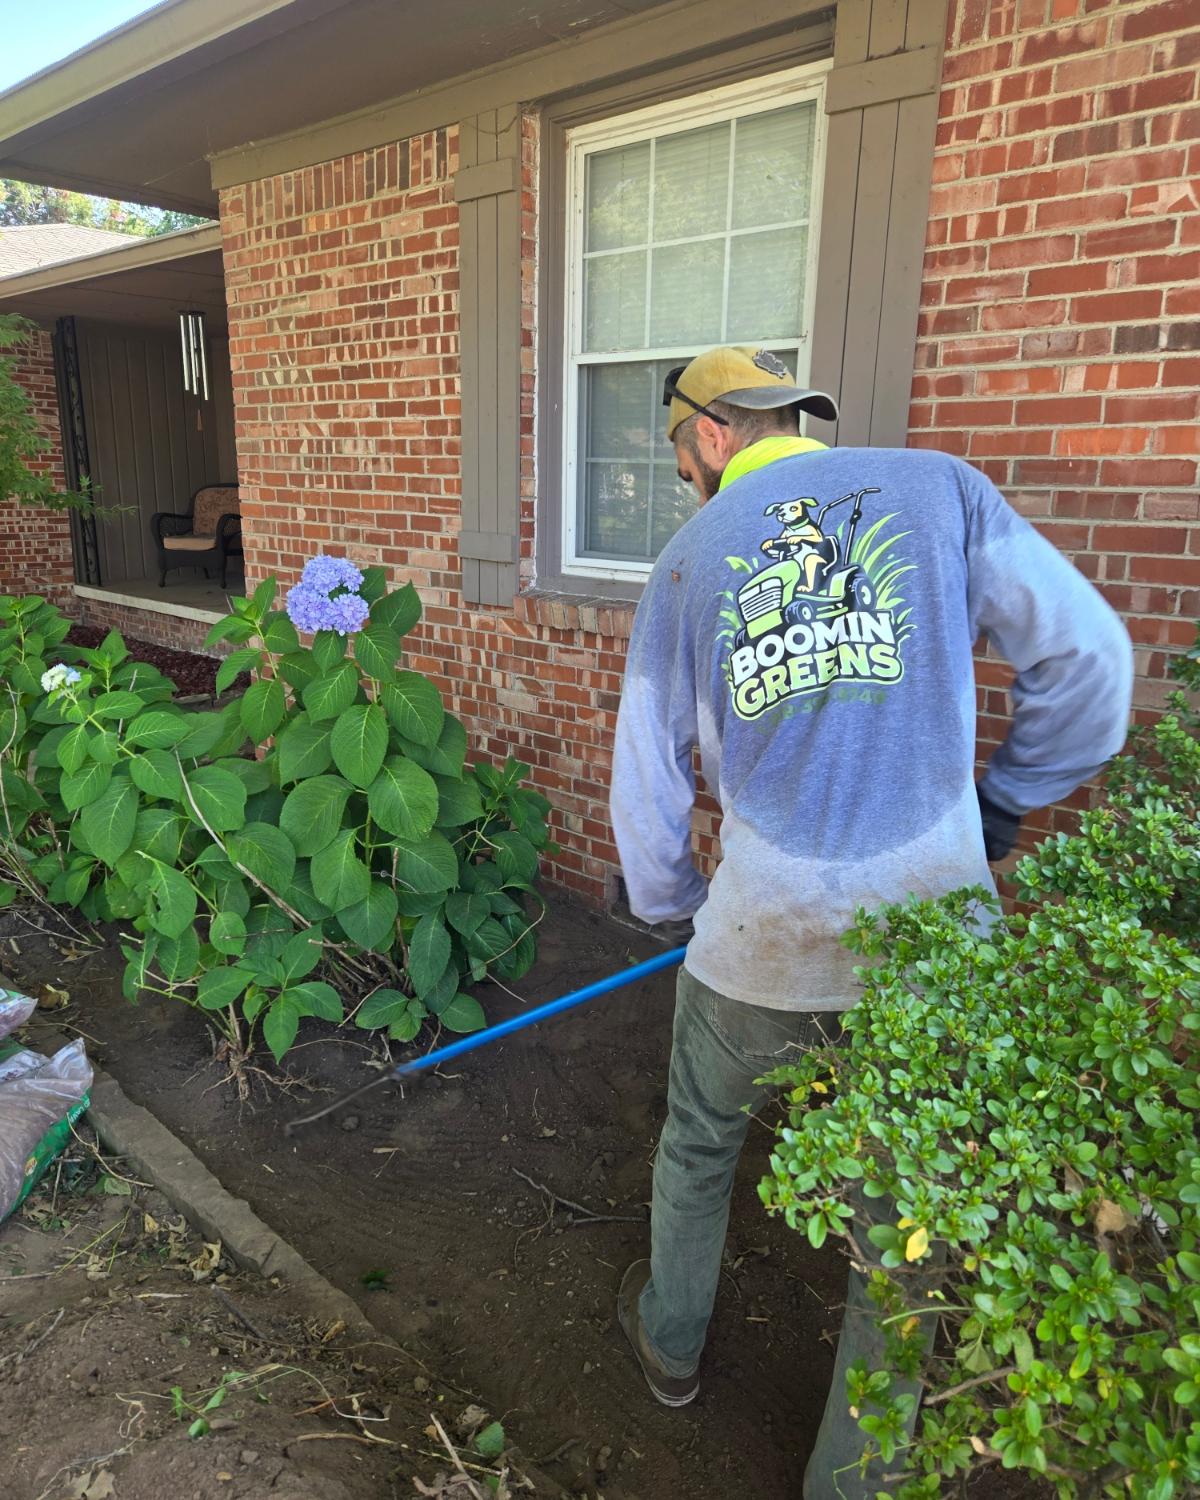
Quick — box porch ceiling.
[0,223,227,332]
[0,0,675,216]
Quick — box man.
[609,346,1133,1494]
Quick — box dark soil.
[65,625,235,700]
[3,901,1039,1499]
[1,900,846,1500]
[0,1127,523,1500]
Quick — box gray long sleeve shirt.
[611,445,1133,1011]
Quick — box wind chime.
[179,309,209,432]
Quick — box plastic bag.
[0,988,36,1041]
[0,1038,93,1221]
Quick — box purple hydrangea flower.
[301,554,363,596]
[285,553,371,636]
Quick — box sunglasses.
[661,365,730,427]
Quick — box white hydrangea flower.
[40,664,82,693]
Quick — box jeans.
[639,967,929,1500]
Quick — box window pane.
[650,469,697,554]
[585,142,650,251]
[726,227,807,343]
[649,240,724,346]
[584,251,647,352]
[731,103,816,230]
[652,121,730,241]
[584,461,651,558]
[585,362,654,459]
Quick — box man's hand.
[977,785,1022,863]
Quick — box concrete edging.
[18,1005,372,1340]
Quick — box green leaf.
[357,566,387,603]
[226,823,297,892]
[214,756,273,795]
[250,574,278,618]
[276,714,333,782]
[215,646,260,693]
[262,996,301,1062]
[79,778,138,866]
[474,1422,505,1460]
[356,988,410,1029]
[280,927,324,980]
[155,925,200,982]
[145,862,197,938]
[210,911,247,956]
[280,775,352,857]
[278,649,319,695]
[262,613,299,654]
[392,833,459,894]
[434,775,484,827]
[88,729,119,765]
[129,748,182,800]
[403,713,466,778]
[311,629,347,673]
[409,914,452,996]
[381,671,444,747]
[93,689,145,720]
[339,882,398,950]
[492,830,538,885]
[354,623,401,682]
[445,891,489,937]
[330,703,388,788]
[183,765,247,835]
[422,964,459,1015]
[303,661,359,722]
[311,829,370,911]
[55,722,90,774]
[367,756,438,840]
[175,711,233,760]
[196,966,253,1011]
[388,1007,423,1043]
[465,917,510,963]
[204,613,256,648]
[59,757,113,811]
[440,994,486,1034]
[240,678,286,741]
[287,981,343,1022]
[135,807,186,864]
[124,709,189,749]
[371,581,421,635]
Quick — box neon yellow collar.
[718,435,828,492]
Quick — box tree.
[1,178,204,237]
[0,313,92,514]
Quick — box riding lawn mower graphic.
[733,487,882,647]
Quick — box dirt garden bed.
[0,897,849,1500]
[0,1125,530,1500]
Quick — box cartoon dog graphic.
[760,496,839,591]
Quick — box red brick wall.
[219,1,1199,907]
[73,596,225,658]
[1,329,74,611]
[220,125,646,903]
[914,0,1199,839]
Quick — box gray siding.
[809,0,948,448]
[456,109,523,608]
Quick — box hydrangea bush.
[761,627,1200,1498]
[1,566,553,1092]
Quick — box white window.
[561,64,829,582]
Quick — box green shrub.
[761,626,1200,1498]
[2,570,552,1088]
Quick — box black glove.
[976,785,1021,863]
[651,918,695,947]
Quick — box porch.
[0,224,240,642]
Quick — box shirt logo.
[719,486,916,720]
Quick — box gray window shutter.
[809,0,948,447]
[456,108,522,606]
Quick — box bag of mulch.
[0,989,36,1041]
[0,1032,92,1222]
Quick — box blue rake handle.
[391,945,688,1081]
[285,946,687,1132]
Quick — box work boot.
[617,1260,699,1407]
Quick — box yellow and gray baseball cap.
[663,346,838,440]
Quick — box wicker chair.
[151,483,242,588]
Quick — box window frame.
[559,60,831,584]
